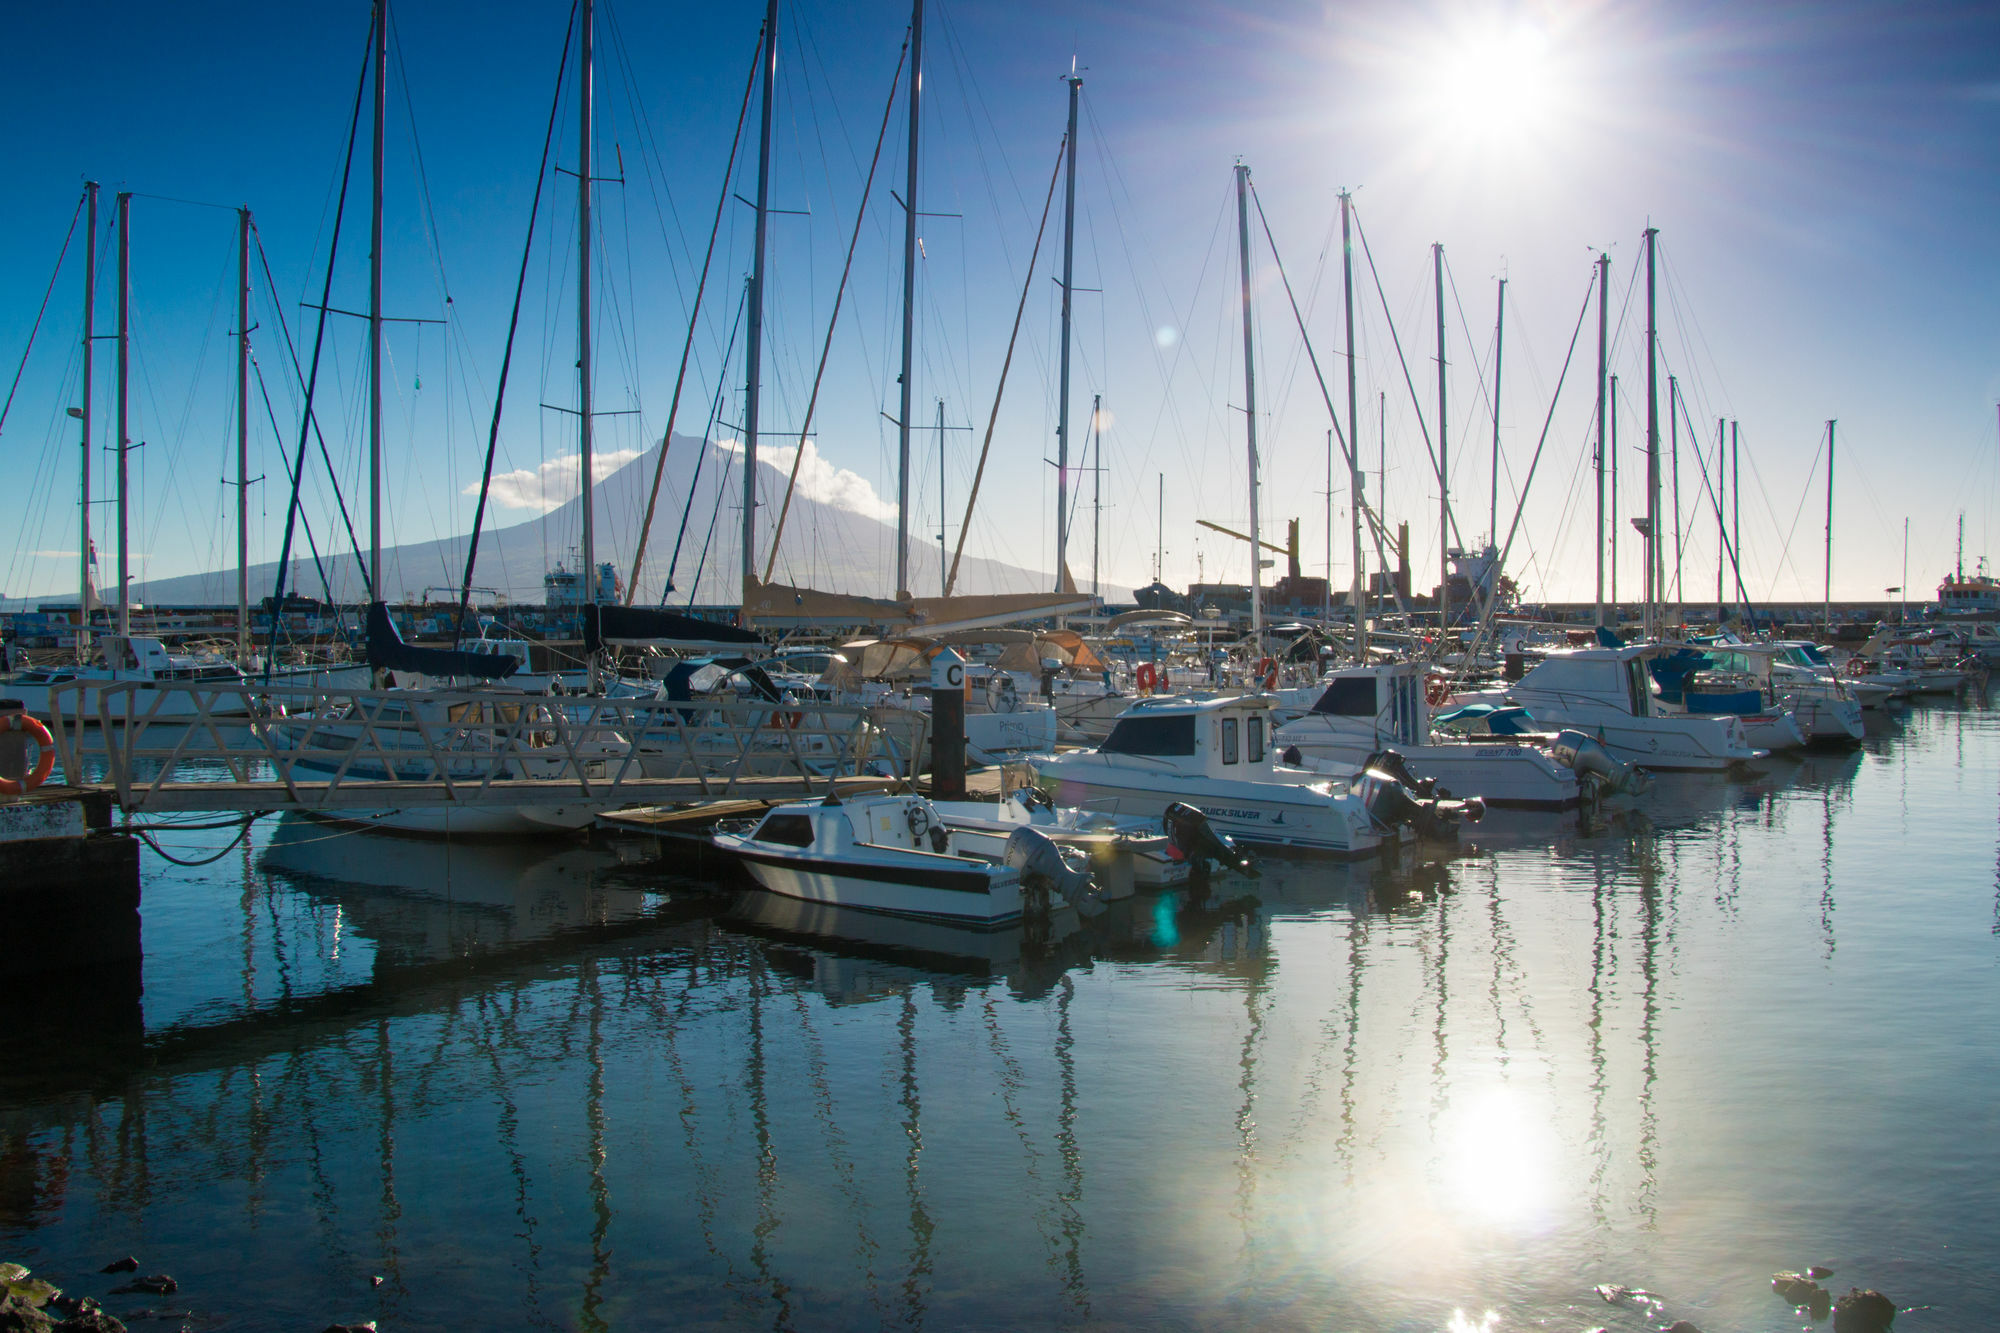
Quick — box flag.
[88,538,99,567]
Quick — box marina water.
[3,690,1996,1330]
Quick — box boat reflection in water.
[720,886,1091,1003]
[259,814,666,962]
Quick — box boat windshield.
[1100,713,1196,757]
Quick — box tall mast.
[1091,391,1102,600]
[1234,163,1262,648]
[1154,472,1163,586]
[578,0,597,610]
[78,181,97,658]
[1609,373,1619,613]
[1054,67,1082,593]
[1490,276,1505,546]
[1341,190,1364,659]
[115,191,131,639]
[1670,375,1682,622]
[1433,242,1448,637]
[895,0,924,599]
[369,0,385,606]
[237,206,252,661]
[741,0,778,603]
[1644,225,1659,640]
[1731,421,1742,609]
[1715,417,1725,622]
[1594,251,1608,627]
[1824,418,1835,634]
[936,397,946,594]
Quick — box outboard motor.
[1551,728,1653,797]
[1357,767,1484,840]
[1161,801,1258,879]
[1361,747,1438,798]
[1004,826,1103,916]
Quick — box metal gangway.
[49,681,929,816]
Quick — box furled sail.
[366,602,518,680]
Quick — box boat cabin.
[1512,645,1661,718]
[1097,695,1287,781]
[1301,663,1430,747]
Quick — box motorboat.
[929,786,1253,894]
[710,790,1098,926]
[1765,641,1897,709]
[1029,694,1481,857]
[1687,641,1864,743]
[6,635,247,724]
[1270,663,1632,810]
[1450,642,1767,772]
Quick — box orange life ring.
[1135,662,1158,692]
[1256,656,1278,690]
[769,709,804,731]
[1844,657,1870,678]
[1424,674,1453,707]
[0,712,56,795]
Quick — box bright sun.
[1418,19,1562,148]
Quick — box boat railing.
[47,680,922,815]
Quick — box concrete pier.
[0,787,142,976]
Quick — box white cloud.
[720,438,896,523]
[469,449,644,513]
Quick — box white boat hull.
[1271,724,1581,810]
[1028,760,1389,858]
[715,836,1030,925]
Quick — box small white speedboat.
[1030,695,1480,858]
[931,786,1222,893]
[711,791,1095,926]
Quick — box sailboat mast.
[1055,68,1081,593]
[1732,420,1742,608]
[1670,374,1681,619]
[1433,242,1448,638]
[1594,251,1608,627]
[115,191,131,639]
[1091,391,1102,600]
[578,0,597,610]
[1823,418,1836,634]
[740,0,778,605]
[1610,373,1619,613]
[936,397,946,594]
[1340,189,1364,659]
[1716,417,1725,621]
[237,205,252,662]
[1490,276,1504,547]
[1154,472,1162,585]
[369,0,385,605]
[1644,226,1659,640]
[78,181,96,658]
[896,0,923,599]
[1234,163,1262,648]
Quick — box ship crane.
[1196,517,1301,580]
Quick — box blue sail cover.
[584,604,765,654]
[366,602,519,680]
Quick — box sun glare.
[1416,19,1563,150]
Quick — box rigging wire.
[265,6,374,678]
[763,28,908,583]
[627,24,763,604]
[0,192,83,442]
[453,0,576,646]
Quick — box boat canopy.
[1431,702,1537,736]
[366,602,517,680]
[584,604,764,654]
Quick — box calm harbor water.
[4,690,1997,1330]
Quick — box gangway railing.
[49,682,930,815]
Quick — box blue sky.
[3,0,1998,607]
